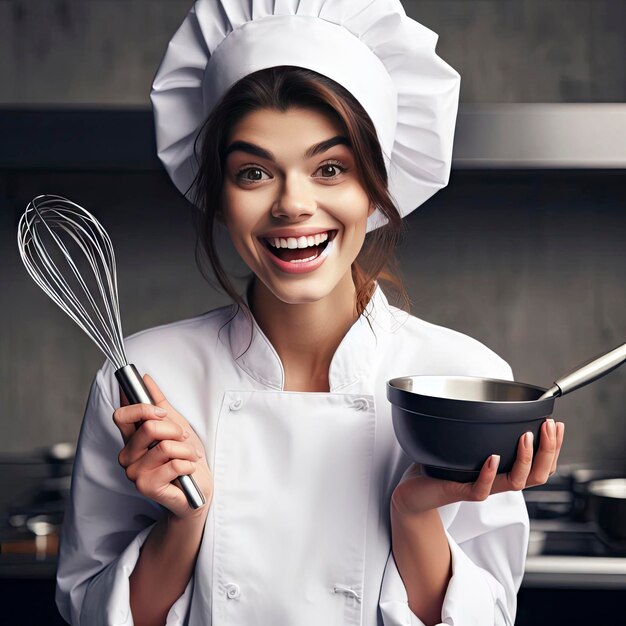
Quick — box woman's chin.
[254,268,352,308]
[263,281,338,306]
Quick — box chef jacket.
[56,284,529,626]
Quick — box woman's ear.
[368,202,376,217]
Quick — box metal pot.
[587,478,626,548]
[568,464,626,522]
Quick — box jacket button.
[229,398,243,411]
[225,583,241,599]
[351,397,370,411]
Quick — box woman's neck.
[249,274,360,392]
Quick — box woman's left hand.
[392,418,565,516]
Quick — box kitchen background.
[1,1,625,625]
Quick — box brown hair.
[191,65,409,318]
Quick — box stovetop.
[522,468,626,589]
[530,518,626,557]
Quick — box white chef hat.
[151,0,460,232]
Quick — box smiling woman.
[224,108,373,312]
[191,66,406,318]
[54,3,564,626]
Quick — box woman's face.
[221,106,373,305]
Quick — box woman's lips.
[263,231,336,274]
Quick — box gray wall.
[1,0,625,104]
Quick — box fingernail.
[154,407,167,417]
[546,419,555,437]
[182,430,190,439]
[196,447,204,458]
[490,454,500,470]
[524,432,533,449]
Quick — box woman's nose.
[271,174,316,220]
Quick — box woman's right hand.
[113,373,213,520]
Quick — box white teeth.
[290,254,318,263]
[267,231,330,248]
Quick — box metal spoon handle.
[539,341,626,400]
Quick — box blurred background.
[0,1,625,624]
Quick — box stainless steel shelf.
[2,104,625,170]
[454,104,626,168]
[523,555,626,589]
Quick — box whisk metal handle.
[115,364,206,510]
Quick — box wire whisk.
[18,195,128,369]
[17,195,205,509]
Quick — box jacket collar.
[224,283,399,392]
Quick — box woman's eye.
[315,162,346,178]
[236,167,270,183]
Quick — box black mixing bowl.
[387,376,556,482]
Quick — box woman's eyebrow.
[224,135,351,162]
[305,136,352,158]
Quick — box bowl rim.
[386,375,550,405]
[386,375,555,422]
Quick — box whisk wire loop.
[17,195,128,370]
[46,207,126,364]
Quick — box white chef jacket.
[56,284,529,626]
